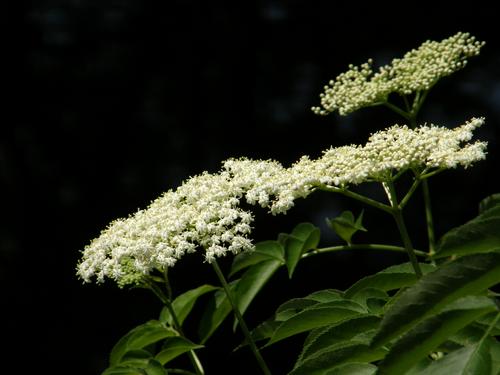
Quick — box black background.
[6,1,500,374]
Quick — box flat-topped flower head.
[77,118,486,286]
[77,172,255,286]
[312,32,484,116]
[242,118,486,214]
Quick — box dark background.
[6,1,500,374]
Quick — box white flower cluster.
[227,118,486,214]
[77,172,255,286]
[312,32,484,116]
[77,118,486,286]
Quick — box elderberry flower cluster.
[77,118,486,286]
[77,172,255,286]
[228,118,486,214]
[312,32,484,116]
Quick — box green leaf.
[377,296,497,374]
[344,263,435,299]
[435,201,500,259]
[325,363,377,375]
[144,359,167,375]
[232,258,282,331]
[291,222,321,252]
[266,300,366,346]
[236,319,281,350]
[103,358,167,375]
[405,339,495,375]
[276,291,343,321]
[198,282,236,343]
[298,315,381,365]
[479,193,500,214]
[350,288,388,312]
[307,289,343,303]
[275,298,321,320]
[229,240,285,277]
[110,321,176,366]
[289,343,386,375]
[371,252,500,348]
[490,339,500,375]
[282,222,321,278]
[120,350,153,367]
[155,337,203,365]
[102,366,145,375]
[159,285,218,326]
[327,210,367,245]
[283,234,307,278]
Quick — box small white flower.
[77,118,486,287]
[312,32,484,116]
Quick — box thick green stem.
[400,176,421,209]
[386,182,423,278]
[302,243,427,259]
[383,101,410,119]
[406,101,436,256]
[211,260,272,375]
[147,280,205,375]
[318,185,393,214]
[421,179,436,255]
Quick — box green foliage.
[159,285,218,326]
[109,321,176,366]
[434,196,500,259]
[96,34,499,374]
[327,210,367,245]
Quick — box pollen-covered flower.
[312,32,484,116]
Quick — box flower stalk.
[211,260,272,375]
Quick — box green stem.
[421,179,436,256]
[406,101,436,256]
[400,175,421,209]
[211,260,272,375]
[420,168,444,180]
[318,185,393,214]
[302,243,428,259]
[147,280,205,375]
[383,101,410,119]
[386,181,423,278]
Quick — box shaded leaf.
[298,315,381,365]
[350,288,388,311]
[405,339,493,375]
[232,258,281,331]
[284,234,307,278]
[291,222,321,252]
[377,296,497,374]
[325,363,377,375]
[110,321,176,366]
[435,201,500,259]
[344,263,435,299]
[289,343,386,375]
[198,284,234,343]
[266,300,366,346]
[371,253,500,347]
[327,210,367,245]
[155,337,203,365]
[159,285,218,326]
[479,193,500,214]
[102,366,145,375]
[229,241,284,277]
[144,359,167,375]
